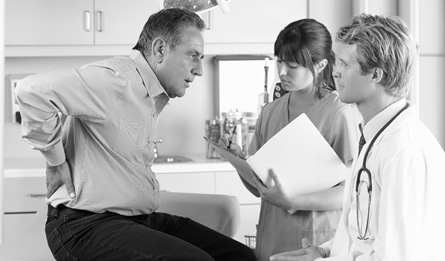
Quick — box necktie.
[358,125,366,155]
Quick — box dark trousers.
[46,205,256,261]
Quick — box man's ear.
[152,37,166,63]
[371,68,384,83]
[315,59,328,74]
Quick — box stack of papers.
[205,113,347,198]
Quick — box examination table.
[0,191,240,261]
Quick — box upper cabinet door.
[5,0,94,46]
[93,0,159,45]
[203,0,307,44]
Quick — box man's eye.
[336,60,346,67]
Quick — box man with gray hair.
[16,8,255,261]
[271,13,445,261]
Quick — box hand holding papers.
[205,113,347,198]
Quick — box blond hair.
[336,14,418,98]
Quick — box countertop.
[4,154,236,177]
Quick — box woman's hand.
[219,133,244,158]
[252,169,294,210]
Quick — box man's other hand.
[46,161,76,199]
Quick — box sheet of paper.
[204,137,258,187]
[246,113,347,198]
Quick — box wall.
[0,0,5,244]
[418,0,445,147]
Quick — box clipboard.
[204,137,262,187]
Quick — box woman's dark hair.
[133,8,205,56]
[274,19,336,98]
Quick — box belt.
[47,204,95,218]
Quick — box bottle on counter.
[205,117,222,159]
[258,57,270,114]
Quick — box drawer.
[3,213,35,240]
[4,176,47,213]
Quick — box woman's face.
[276,58,314,92]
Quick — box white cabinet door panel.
[204,0,306,44]
[233,204,260,244]
[3,176,47,213]
[6,0,93,45]
[94,0,159,45]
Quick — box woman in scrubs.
[222,18,360,261]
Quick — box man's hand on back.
[46,161,76,199]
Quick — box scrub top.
[247,91,360,261]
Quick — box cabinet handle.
[96,11,103,32]
[84,10,91,32]
[29,193,46,198]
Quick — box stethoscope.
[355,102,409,240]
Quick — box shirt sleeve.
[15,64,127,166]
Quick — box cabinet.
[203,0,306,55]
[5,0,158,46]
[204,0,306,44]
[215,171,261,243]
[5,0,307,56]
[2,175,47,241]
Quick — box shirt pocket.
[113,117,149,164]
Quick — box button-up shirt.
[15,51,169,215]
[319,99,445,260]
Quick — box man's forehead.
[334,42,358,61]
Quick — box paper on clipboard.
[204,137,259,187]
[245,113,347,198]
[204,113,347,198]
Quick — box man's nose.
[193,60,203,77]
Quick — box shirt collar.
[130,50,167,99]
[361,98,407,143]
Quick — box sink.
[153,155,193,164]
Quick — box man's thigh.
[150,212,255,261]
[46,211,213,261]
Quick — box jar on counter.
[222,111,249,155]
[205,118,222,159]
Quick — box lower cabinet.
[3,213,35,241]
[214,171,261,243]
[2,175,47,241]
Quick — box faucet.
[153,138,163,159]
